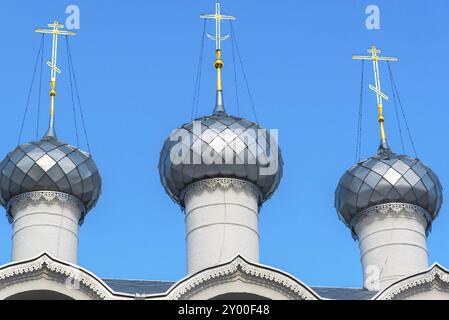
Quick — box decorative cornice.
[375,263,449,300]
[0,253,114,300]
[350,202,433,239]
[181,178,262,204]
[6,191,86,223]
[165,256,319,300]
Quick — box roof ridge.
[311,286,369,290]
[102,278,175,283]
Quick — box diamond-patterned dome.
[0,135,101,214]
[159,111,283,206]
[335,146,442,229]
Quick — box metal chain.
[230,21,259,124]
[66,36,91,154]
[387,61,405,153]
[66,36,80,147]
[387,61,418,157]
[36,35,45,140]
[18,34,44,144]
[231,26,240,116]
[191,19,207,120]
[356,60,364,161]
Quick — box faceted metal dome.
[159,109,283,206]
[0,135,101,215]
[335,146,443,230]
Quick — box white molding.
[181,178,262,204]
[350,202,433,239]
[0,253,116,300]
[165,256,319,300]
[374,263,449,300]
[7,191,86,221]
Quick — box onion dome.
[159,4,282,206]
[335,45,443,235]
[0,132,101,215]
[335,145,442,232]
[0,20,101,217]
[159,106,283,206]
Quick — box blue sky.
[0,0,447,288]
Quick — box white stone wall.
[10,193,82,264]
[184,182,259,274]
[354,208,428,291]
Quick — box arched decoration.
[6,290,75,300]
[0,253,132,300]
[163,256,320,300]
[211,292,270,300]
[374,263,449,300]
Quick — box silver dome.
[335,146,443,231]
[0,135,101,215]
[159,109,283,206]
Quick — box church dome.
[0,135,101,215]
[159,109,283,206]
[160,5,283,207]
[335,146,442,231]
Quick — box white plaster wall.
[184,186,259,275]
[355,210,428,291]
[185,278,295,300]
[0,278,93,300]
[10,198,82,264]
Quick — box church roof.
[102,278,377,300]
[0,136,102,216]
[103,279,176,295]
[158,112,283,206]
[335,145,442,235]
[311,287,377,300]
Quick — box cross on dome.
[352,45,398,150]
[200,2,236,114]
[200,1,236,51]
[35,20,76,138]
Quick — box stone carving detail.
[376,264,449,300]
[166,256,319,300]
[182,178,262,202]
[350,202,432,236]
[0,254,113,300]
[7,191,86,221]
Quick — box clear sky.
[0,0,447,288]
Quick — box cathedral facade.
[0,3,447,300]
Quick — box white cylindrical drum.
[184,179,260,275]
[9,192,83,264]
[354,206,429,291]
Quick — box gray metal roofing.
[311,287,377,300]
[335,146,442,231]
[103,279,176,295]
[102,279,377,300]
[158,111,283,206]
[0,136,101,213]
